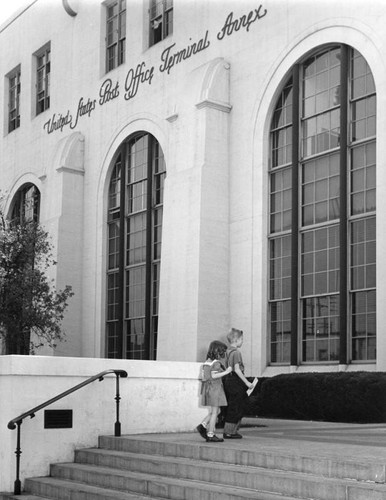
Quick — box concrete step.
[27,467,319,500]
[0,495,52,500]
[98,435,386,483]
[50,459,386,500]
[24,477,165,500]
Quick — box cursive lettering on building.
[99,78,120,105]
[217,5,267,41]
[43,8,269,134]
[124,62,154,101]
[159,31,210,75]
[43,110,72,134]
[70,97,97,129]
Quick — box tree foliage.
[0,212,74,354]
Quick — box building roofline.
[0,0,38,34]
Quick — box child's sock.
[201,421,207,428]
[207,431,214,437]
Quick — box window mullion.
[339,44,349,364]
[145,136,153,359]
[291,63,300,366]
[117,147,127,359]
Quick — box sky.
[0,0,32,26]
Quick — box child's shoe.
[223,432,243,439]
[206,434,224,442]
[196,424,207,439]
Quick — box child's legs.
[223,377,247,434]
[201,411,212,428]
[207,407,220,435]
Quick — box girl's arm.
[234,363,253,388]
[211,366,232,379]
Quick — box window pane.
[301,226,339,296]
[270,168,292,233]
[351,141,376,215]
[302,295,340,362]
[352,290,376,360]
[269,236,291,300]
[270,300,291,363]
[351,217,376,291]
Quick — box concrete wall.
[1,0,386,373]
[0,356,205,493]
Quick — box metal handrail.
[7,368,128,495]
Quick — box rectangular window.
[106,0,126,72]
[8,66,21,132]
[149,0,173,47]
[36,45,50,115]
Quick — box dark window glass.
[36,46,50,115]
[11,184,40,223]
[8,67,21,132]
[106,0,126,72]
[149,0,173,47]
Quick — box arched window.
[106,132,166,359]
[11,183,40,223]
[269,45,376,365]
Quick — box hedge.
[245,372,386,423]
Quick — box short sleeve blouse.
[226,348,244,373]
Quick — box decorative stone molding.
[54,132,85,175]
[62,0,78,17]
[196,58,232,113]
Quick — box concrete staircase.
[2,430,386,500]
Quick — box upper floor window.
[106,0,126,72]
[35,44,50,115]
[268,45,376,366]
[149,0,173,47]
[7,66,21,133]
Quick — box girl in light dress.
[196,340,232,442]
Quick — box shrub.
[245,372,386,423]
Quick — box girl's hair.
[206,340,228,360]
[227,327,243,343]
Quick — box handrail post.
[8,368,127,491]
[114,373,121,437]
[14,421,22,495]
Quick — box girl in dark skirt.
[196,340,232,442]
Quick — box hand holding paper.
[247,377,258,396]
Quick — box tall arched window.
[269,45,376,365]
[106,132,166,359]
[11,183,40,223]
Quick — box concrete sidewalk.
[162,417,386,463]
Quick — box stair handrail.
[7,368,128,495]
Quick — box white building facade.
[1,0,385,377]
